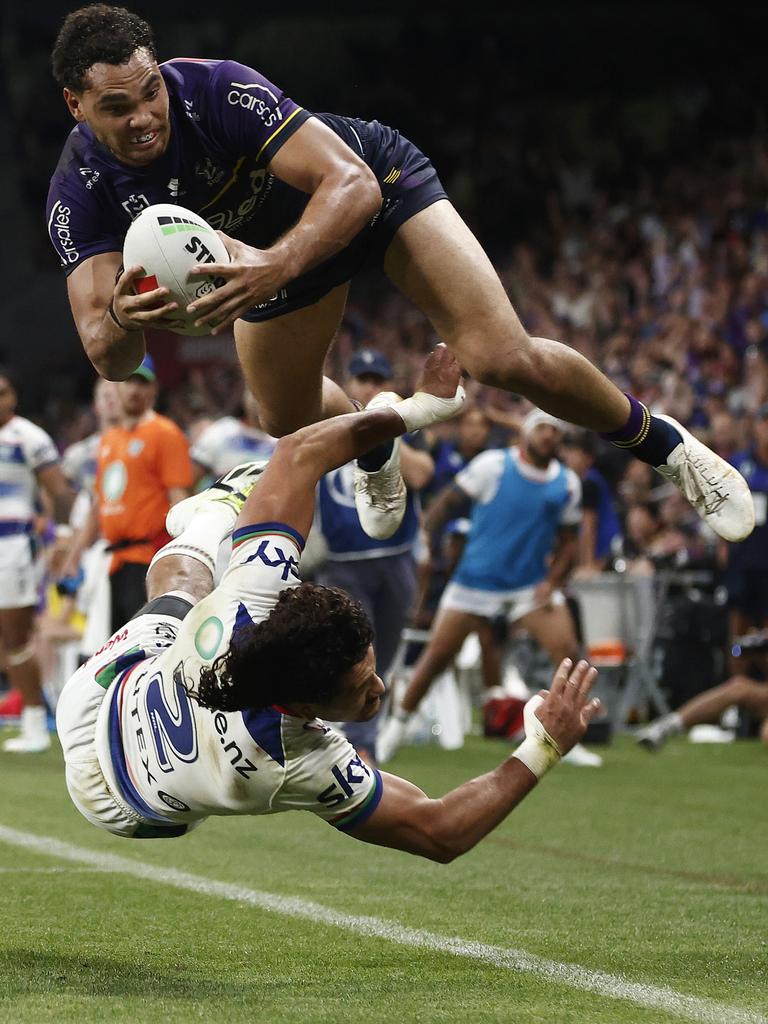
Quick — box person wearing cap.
[377,407,603,767]
[315,347,435,762]
[59,355,193,633]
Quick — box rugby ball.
[122,203,230,336]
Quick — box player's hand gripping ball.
[122,203,230,336]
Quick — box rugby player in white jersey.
[0,370,75,753]
[56,347,601,856]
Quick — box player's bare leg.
[384,200,754,543]
[233,284,408,538]
[233,284,353,436]
[637,674,768,751]
[1,606,50,753]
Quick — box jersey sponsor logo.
[102,460,127,502]
[205,169,273,235]
[243,538,300,582]
[48,200,79,265]
[79,166,100,190]
[158,790,190,812]
[194,615,224,660]
[212,710,259,778]
[183,99,201,123]
[121,193,150,219]
[316,754,371,808]
[226,82,283,127]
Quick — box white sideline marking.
[0,824,764,1024]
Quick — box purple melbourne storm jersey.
[46,59,312,274]
[46,59,447,318]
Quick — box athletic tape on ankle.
[393,386,466,432]
[149,543,216,576]
[512,695,562,779]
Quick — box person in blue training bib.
[46,6,755,551]
[377,409,595,765]
[56,346,602,859]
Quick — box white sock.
[150,507,234,576]
[21,705,48,736]
[658,712,684,736]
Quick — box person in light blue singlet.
[377,409,589,764]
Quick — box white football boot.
[654,415,754,542]
[2,706,51,754]
[354,391,407,540]
[166,460,269,538]
[561,742,603,767]
[635,713,682,752]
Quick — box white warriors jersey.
[63,522,382,836]
[190,417,278,476]
[0,415,60,526]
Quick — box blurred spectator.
[315,348,434,763]
[60,356,193,632]
[0,368,75,753]
[189,386,277,484]
[562,431,622,575]
[377,409,600,765]
[723,404,768,637]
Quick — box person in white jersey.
[377,408,601,766]
[0,369,75,753]
[190,387,278,483]
[56,347,601,856]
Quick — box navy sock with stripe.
[599,394,683,466]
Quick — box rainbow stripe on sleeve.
[231,521,305,552]
[330,770,384,832]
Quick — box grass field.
[1,726,766,1024]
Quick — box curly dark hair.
[51,5,157,91]
[195,583,375,713]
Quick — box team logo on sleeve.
[227,81,283,128]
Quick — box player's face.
[63,48,170,168]
[322,645,385,722]
[524,423,562,466]
[117,377,155,417]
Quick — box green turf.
[1,727,766,1023]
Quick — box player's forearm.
[267,168,381,282]
[285,408,407,484]
[81,312,145,381]
[415,759,539,862]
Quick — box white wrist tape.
[512,694,562,779]
[393,385,466,432]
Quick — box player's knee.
[723,675,755,703]
[459,328,536,390]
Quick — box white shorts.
[55,595,193,839]
[0,534,40,609]
[439,580,564,622]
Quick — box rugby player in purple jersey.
[46,5,754,547]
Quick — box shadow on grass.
[2,949,258,999]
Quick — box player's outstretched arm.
[67,252,180,379]
[234,345,466,542]
[347,659,601,862]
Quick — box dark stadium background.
[4,3,767,419]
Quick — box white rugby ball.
[122,203,230,336]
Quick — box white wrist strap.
[512,694,562,779]
[393,385,466,432]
